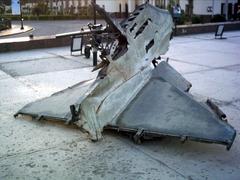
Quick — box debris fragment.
[15,2,236,150]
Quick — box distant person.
[237,5,240,20]
[172,4,181,20]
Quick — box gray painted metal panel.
[152,61,192,92]
[15,80,94,123]
[113,63,235,149]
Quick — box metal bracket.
[35,115,43,121]
[206,99,227,121]
[180,135,187,143]
[133,128,144,144]
[13,113,19,118]
[69,105,80,124]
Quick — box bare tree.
[76,0,82,14]
[49,0,53,14]
[188,0,193,18]
[78,0,81,7]
[61,0,64,14]
[84,0,88,7]
[66,0,69,14]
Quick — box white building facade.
[91,0,240,18]
[19,0,240,19]
[21,0,164,14]
[96,0,157,13]
[22,0,91,14]
[180,0,239,15]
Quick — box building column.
[128,0,135,12]
[152,0,156,6]
[163,0,166,9]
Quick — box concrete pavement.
[0,31,240,180]
[0,25,33,38]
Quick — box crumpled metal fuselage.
[15,3,236,150]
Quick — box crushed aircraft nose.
[15,2,236,150]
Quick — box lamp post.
[19,0,24,30]
[93,0,96,24]
[92,0,97,66]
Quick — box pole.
[92,0,97,66]
[19,0,24,30]
[212,0,214,17]
[225,0,229,21]
[93,0,96,24]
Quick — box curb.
[0,25,33,38]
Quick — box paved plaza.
[0,31,240,180]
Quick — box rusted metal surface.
[15,2,236,149]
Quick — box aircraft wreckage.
[15,2,236,150]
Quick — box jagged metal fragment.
[15,3,236,149]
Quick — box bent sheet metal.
[15,2,236,150]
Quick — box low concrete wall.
[176,21,240,36]
[0,21,239,53]
[0,35,71,53]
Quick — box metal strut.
[133,128,145,144]
[69,105,80,124]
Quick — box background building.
[180,0,240,20]
[2,0,240,21]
